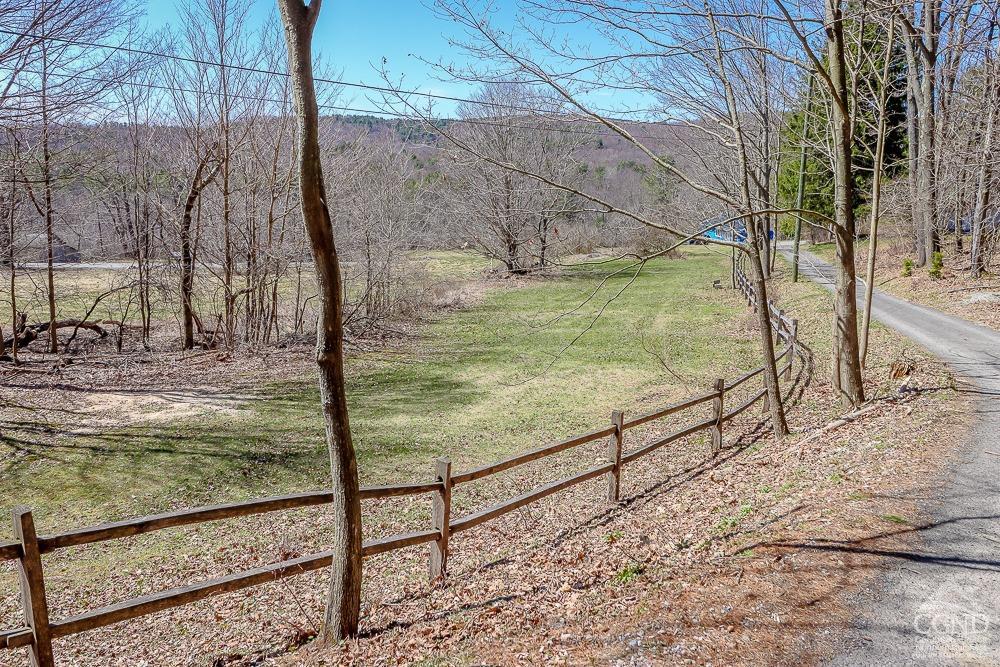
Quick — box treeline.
[0,0,686,357]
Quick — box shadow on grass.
[0,365,486,523]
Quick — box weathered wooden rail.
[1,269,801,666]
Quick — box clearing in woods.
[1,248,756,532]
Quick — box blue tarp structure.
[692,214,771,243]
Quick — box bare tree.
[444,82,585,274]
[170,0,267,349]
[334,133,425,334]
[969,14,999,277]
[278,0,362,642]
[12,0,138,353]
[87,42,167,348]
[859,22,898,367]
[406,0,794,434]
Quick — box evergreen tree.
[777,17,907,233]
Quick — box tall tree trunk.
[826,0,865,405]
[40,38,58,354]
[903,33,925,265]
[768,133,781,276]
[970,102,996,279]
[706,5,788,436]
[860,25,895,368]
[278,0,362,641]
[746,235,788,436]
[917,63,937,262]
[908,2,941,265]
[971,41,998,278]
[222,144,234,348]
[792,74,814,283]
[6,139,17,363]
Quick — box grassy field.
[1,248,762,534]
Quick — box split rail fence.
[1,267,801,666]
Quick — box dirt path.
[778,243,1000,665]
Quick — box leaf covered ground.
[808,237,1000,332]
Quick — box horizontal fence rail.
[621,390,718,430]
[451,463,614,534]
[0,542,20,562]
[450,426,616,486]
[2,267,805,666]
[621,417,720,465]
[40,483,441,554]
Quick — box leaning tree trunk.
[827,0,865,406]
[278,0,362,641]
[179,157,219,350]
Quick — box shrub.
[778,215,797,238]
[902,258,914,277]
[929,251,944,279]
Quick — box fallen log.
[3,319,107,351]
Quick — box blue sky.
[144,1,526,117]
[142,1,653,118]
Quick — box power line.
[10,65,679,143]
[0,26,664,122]
[0,28,484,106]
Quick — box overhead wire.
[0,26,668,123]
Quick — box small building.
[9,230,83,264]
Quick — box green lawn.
[1,248,761,534]
[10,266,330,326]
[414,249,493,280]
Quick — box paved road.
[778,243,1000,666]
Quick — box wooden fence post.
[429,458,452,582]
[785,319,798,380]
[606,411,624,502]
[761,374,771,414]
[13,508,54,667]
[711,379,725,454]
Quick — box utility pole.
[792,73,815,282]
